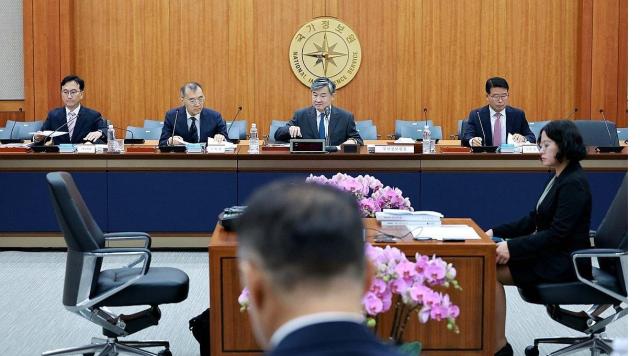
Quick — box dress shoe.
[495,342,513,356]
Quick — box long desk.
[209,218,496,356]
[0,145,627,246]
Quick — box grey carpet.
[0,251,627,355]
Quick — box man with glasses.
[159,82,228,146]
[462,77,535,147]
[33,75,106,144]
[275,77,363,146]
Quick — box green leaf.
[397,341,422,356]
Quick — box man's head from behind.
[237,181,367,347]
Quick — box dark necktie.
[189,117,198,143]
[318,113,326,139]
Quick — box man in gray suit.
[275,77,363,145]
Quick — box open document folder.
[32,130,68,137]
[408,224,481,241]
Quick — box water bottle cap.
[108,125,113,129]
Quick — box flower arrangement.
[364,243,461,344]
[238,244,461,351]
[305,173,413,217]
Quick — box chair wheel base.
[525,345,539,356]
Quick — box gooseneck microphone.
[95,119,137,144]
[563,107,578,120]
[33,113,81,145]
[226,105,243,142]
[0,121,22,144]
[324,106,338,152]
[423,107,429,123]
[599,109,615,146]
[476,111,487,146]
[170,109,180,146]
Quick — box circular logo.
[289,17,362,89]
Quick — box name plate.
[186,143,203,153]
[522,145,539,154]
[374,145,414,154]
[206,145,226,154]
[76,145,96,154]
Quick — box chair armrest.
[77,248,152,309]
[572,249,627,304]
[104,232,151,248]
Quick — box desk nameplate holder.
[76,145,96,154]
[206,145,226,154]
[522,145,539,154]
[374,145,414,154]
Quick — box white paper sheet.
[407,224,481,241]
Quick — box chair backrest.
[594,174,627,282]
[271,119,288,127]
[528,120,549,141]
[227,120,247,139]
[456,119,466,138]
[0,127,9,139]
[2,120,17,138]
[13,121,43,139]
[126,126,162,140]
[357,125,378,140]
[573,120,619,146]
[617,128,628,141]
[356,119,374,130]
[268,124,281,143]
[143,119,164,129]
[46,172,105,306]
[399,124,442,140]
[395,120,431,138]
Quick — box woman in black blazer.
[487,120,592,356]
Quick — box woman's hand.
[496,241,510,264]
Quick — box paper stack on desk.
[375,209,443,226]
[409,224,481,241]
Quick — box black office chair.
[519,174,627,356]
[43,172,189,356]
[573,120,619,147]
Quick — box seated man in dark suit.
[159,82,228,146]
[33,75,106,145]
[236,182,400,356]
[462,77,535,147]
[275,77,363,146]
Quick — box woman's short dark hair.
[538,120,587,163]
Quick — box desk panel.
[107,172,237,232]
[0,172,107,232]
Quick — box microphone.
[423,107,429,123]
[0,121,22,144]
[324,106,338,152]
[476,111,487,146]
[599,109,614,144]
[563,107,578,120]
[30,114,81,152]
[95,120,138,144]
[170,108,180,146]
[226,105,243,143]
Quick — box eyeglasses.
[489,94,509,101]
[184,96,205,105]
[62,90,82,97]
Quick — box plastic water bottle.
[107,125,118,153]
[248,123,259,154]
[422,125,432,154]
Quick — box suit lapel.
[199,110,210,141]
[481,106,493,145]
[307,107,320,137]
[327,107,339,140]
[70,107,84,143]
[505,106,515,136]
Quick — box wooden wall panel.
[24,0,627,137]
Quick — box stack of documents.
[375,209,443,227]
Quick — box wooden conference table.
[209,218,496,356]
